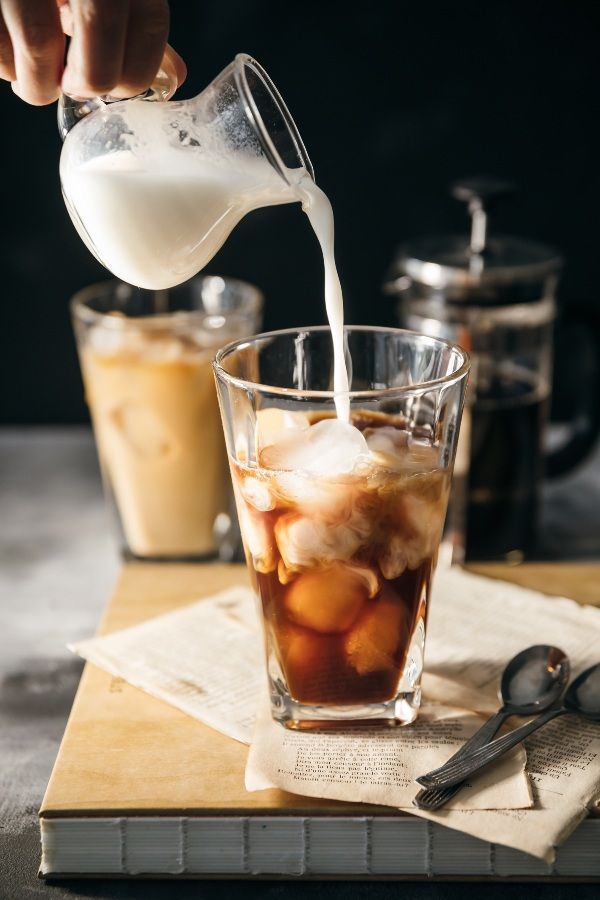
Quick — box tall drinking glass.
[214,327,469,727]
[72,275,263,560]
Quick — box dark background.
[1,8,599,898]
[0,0,598,425]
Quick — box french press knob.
[450,176,516,257]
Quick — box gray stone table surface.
[1,427,600,900]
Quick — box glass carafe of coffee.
[385,177,597,562]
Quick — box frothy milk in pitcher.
[62,151,295,291]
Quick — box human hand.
[0,0,186,106]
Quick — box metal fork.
[412,709,509,810]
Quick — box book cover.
[39,562,600,879]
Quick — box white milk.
[61,151,296,291]
[297,178,350,421]
[62,143,350,418]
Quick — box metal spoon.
[413,644,570,809]
[417,662,600,792]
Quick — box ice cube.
[404,437,440,474]
[405,469,446,504]
[377,491,445,575]
[277,624,340,698]
[235,434,249,463]
[89,322,130,355]
[366,426,441,476]
[256,408,310,451]
[279,625,319,675]
[232,392,256,463]
[143,336,186,362]
[278,559,297,585]
[365,426,409,471]
[271,471,354,517]
[284,562,379,634]
[345,597,405,675]
[275,506,371,569]
[261,418,370,477]
[110,403,171,458]
[240,476,274,511]
[237,501,276,574]
[378,534,408,580]
[402,493,445,554]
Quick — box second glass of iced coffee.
[72,276,263,560]
[214,326,469,727]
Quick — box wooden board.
[40,561,600,819]
[467,563,600,608]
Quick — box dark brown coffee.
[232,411,450,707]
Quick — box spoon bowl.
[500,644,570,714]
[565,663,600,720]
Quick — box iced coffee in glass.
[72,276,262,559]
[214,327,469,727]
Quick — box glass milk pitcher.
[58,54,314,290]
[385,177,599,562]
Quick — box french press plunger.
[386,177,599,561]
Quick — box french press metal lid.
[387,177,563,304]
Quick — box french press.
[386,177,599,561]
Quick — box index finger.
[111,0,169,98]
[2,0,64,104]
[0,9,16,82]
[62,0,129,97]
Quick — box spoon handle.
[417,707,568,790]
[413,709,509,809]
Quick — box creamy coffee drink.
[80,323,229,558]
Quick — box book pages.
[425,567,600,714]
[70,586,262,743]
[246,699,531,811]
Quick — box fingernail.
[11,80,60,105]
[164,44,187,85]
[61,74,76,97]
[62,91,91,102]
[61,70,86,100]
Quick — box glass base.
[266,611,426,729]
[122,547,219,563]
[269,684,421,730]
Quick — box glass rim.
[233,53,315,185]
[70,275,264,329]
[213,325,471,400]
